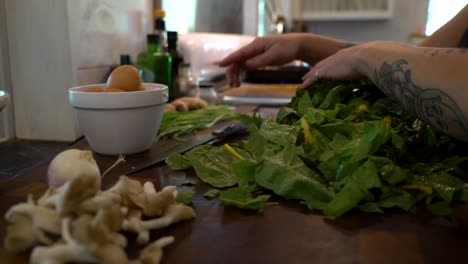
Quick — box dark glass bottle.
[154,9,167,50]
[120,54,132,65]
[167,31,184,97]
[137,34,172,98]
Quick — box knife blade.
[124,121,247,175]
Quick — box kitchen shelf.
[301,10,393,21]
[292,0,394,21]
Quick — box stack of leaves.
[167,80,468,217]
[158,105,237,141]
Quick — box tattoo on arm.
[373,60,468,141]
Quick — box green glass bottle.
[137,34,173,99]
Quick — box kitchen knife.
[124,121,248,175]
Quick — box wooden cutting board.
[221,83,300,98]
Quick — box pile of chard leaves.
[167,80,468,217]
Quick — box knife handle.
[212,122,248,139]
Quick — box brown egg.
[83,86,104,92]
[106,65,142,91]
[103,87,126,92]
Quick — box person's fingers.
[226,66,236,87]
[301,67,321,88]
[218,39,265,67]
[226,63,245,87]
[300,55,336,88]
[244,53,274,69]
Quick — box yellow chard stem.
[300,117,315,145]
[400,184,433,195]
[223,144,244,160]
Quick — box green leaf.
[231,159,259,192]
[255,145,334,204]
[237,113,263,129]
[259,119,300,147]
[166,152,192,170]
[219,187,271,210]
[318,83,354,109]
[357,120,392,159]
[413,172,464,203]
[184,145,238,188]
[159,105,237,140]
[318,121,354,139]
[454,183,468,202]
[427,201,453,216]
[302,199,328,211]
[391,130,406,151]
[276,107,299,124]
[323,160,381,217]
[358,202,383,213]
[317,149,341,181]
[203,189,220,199]
[379,163,408,186]
[176,191,194,205]
[297,91,314,116]
[378,189,415,211]
[371,98,404,118]
[239,125,267,160]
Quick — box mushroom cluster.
[4,149,196,264]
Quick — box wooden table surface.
[2,133,468,263]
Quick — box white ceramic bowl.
[69,83,168,155]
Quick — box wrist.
[296,34,346,64]
[352,41,382,77]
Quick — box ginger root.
[166,97,208,112]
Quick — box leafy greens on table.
[167,80,468,217]
[158,105,237,141]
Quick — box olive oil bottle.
[137,34,172,99]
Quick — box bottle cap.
[147,34,160,44]
[154,9,166,18]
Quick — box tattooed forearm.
[373,60,468,141]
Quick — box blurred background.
[0,0,466,143]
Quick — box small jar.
[197,82,218,105]
[174,63,196,98]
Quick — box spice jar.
[197,82,218,105]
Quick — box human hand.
[218,34,303,87]
[301,45,366,88]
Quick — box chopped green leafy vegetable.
[158,105,237,141]
[203,189,220,199]
[219,187,271,210]
[176,191,194,205]
[183,145,240,188]
[166,153,192,170]
[167,80,468,217]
